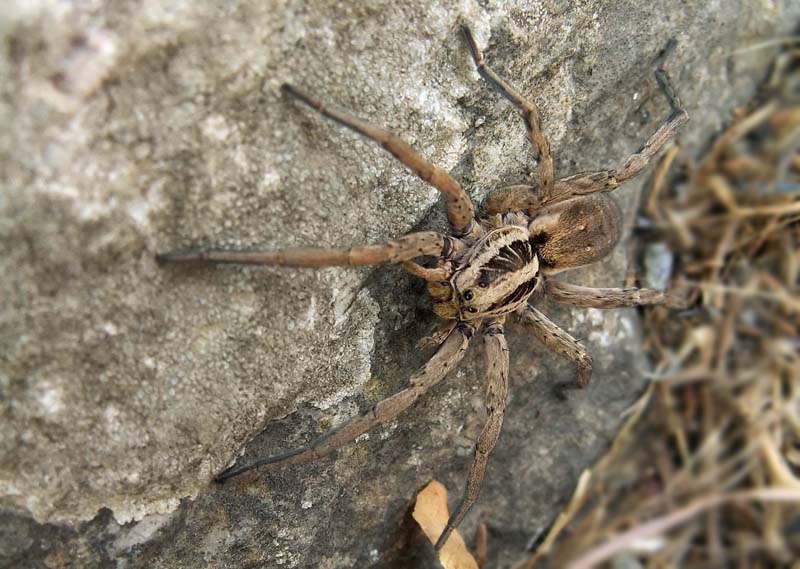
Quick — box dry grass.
[517,48,800,569]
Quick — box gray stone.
[1,1,796,567]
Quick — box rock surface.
[1,1,797,567]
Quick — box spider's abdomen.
[429,226,540,320]
[529,194,622,273]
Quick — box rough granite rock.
[1,1,797,567]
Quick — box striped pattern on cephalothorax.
[428,225,540,320]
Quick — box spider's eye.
[478,282,488,289]
[439,281,449,286]
[467,307,478,313]
[464,290,474,301]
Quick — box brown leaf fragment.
[412,480,480,569]
[473,523,488,568]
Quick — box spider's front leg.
[281,84,478,236]
[435,316,509,551]
[215,321,478,482]
[157,231,453,269]
[462,26,554,198]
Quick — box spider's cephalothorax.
[158,26,689,551]
[428,225,541,321]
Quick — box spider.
[157,26,689,550]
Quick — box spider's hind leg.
[612,69,688,184]
[541,67,689,205]
[545,280,692,310]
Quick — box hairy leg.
[518,304,592,388]
[480,184,538,217]
[463,26,554,199]
[401,261,452,281]
[417,321,458,350]
[545,280,690,309]
[541,68,689,204]
[435,317,509,550]
[613,69,688,183]
[282,84,476,234]
[215,321,477,482]
[156,231,452,268]
[483,66,689,216]
[480,174,620,216]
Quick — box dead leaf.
[412,480,480,569]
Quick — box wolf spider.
[158,26,689,550]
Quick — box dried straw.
[518,47,800,569]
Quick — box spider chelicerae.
[158,26,689,550]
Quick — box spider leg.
[462,26,554,198]
[417,321,458,350]
[540,69,689,204]
[518,304,592,388]
[613,69,689,184]
[545,280,690,309]
[281,84,476,235]
[156,231,451,268]
[480,176,619,217]
[435,317,509,550]
[401,261,452,282]
[215,321,477,482]
[479,184,538,217]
